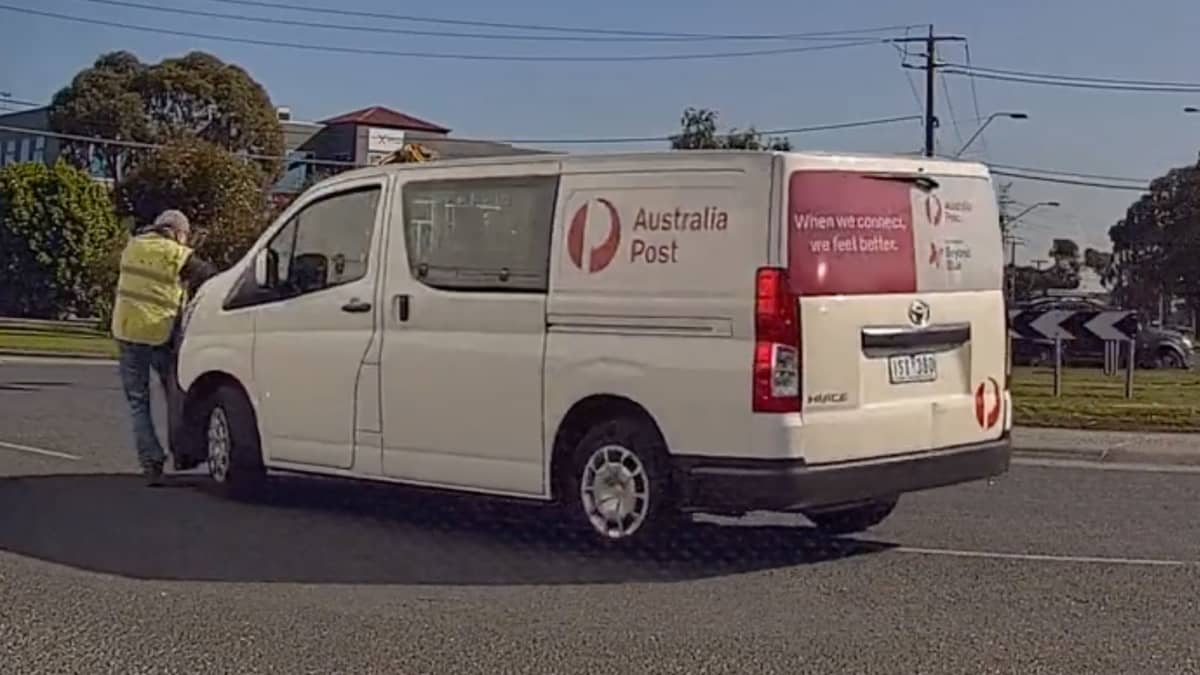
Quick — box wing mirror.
[254,249,280,288]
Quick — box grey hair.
[153,209,190,235]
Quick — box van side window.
[402,176,557,292]
[223,185,381,310]
[289,187,381,293]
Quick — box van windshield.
[787,170,1002,296]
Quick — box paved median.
[1013,426,1200,466]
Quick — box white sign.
[367,127,406,153]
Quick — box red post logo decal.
[567,199,622,273]
[974,377,1002,430]
[925,194,944,227]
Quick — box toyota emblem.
[908,300,931,327]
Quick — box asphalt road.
[2,358,1198,674]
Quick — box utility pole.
[895,27,967,157]
[1031,258,1048,271]
[1004,234,1026,304]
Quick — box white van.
[169,150,1011,543]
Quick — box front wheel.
[200,385,265,499]
[806,498,898,536]
[560,416,676,544]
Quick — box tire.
[1156,349,1185,370]
[199,385,265,499]
[559,416,676,544]
[807,498,898,536]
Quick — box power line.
[942,68,1200,93]
[0,5,887,62]
[943,62,1200,89]
[990,169,1149,191]
[0,124,362,167]
[195,0,925,40]
[986,162,1150,184]
[504,114,924,144]
[890,40,926,118]
[71,0,911,43]
[940,71,965,148]
[0,96,43,109]
[5,120,1154,191]
[961,42,989,157]
[0,115,922,157]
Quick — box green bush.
[0,160,124,320]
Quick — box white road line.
[0,440,82,461]
[895,545,1196,568]
[1013,456,1200,474]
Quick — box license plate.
[888,353,938,384]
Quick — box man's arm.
[179,253,219,294]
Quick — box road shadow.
[0,473,893,586]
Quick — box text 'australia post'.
[561,189,747,294]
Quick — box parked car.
[1011,297,1194,369]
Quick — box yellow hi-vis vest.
[110,233,193,346]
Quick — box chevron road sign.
[1008,309,1140,342]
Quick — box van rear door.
[786,165,1006,464]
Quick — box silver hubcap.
[207,407,231,482]
[580,444,650,540]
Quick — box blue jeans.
[118,340,173,469]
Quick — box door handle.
[393,294,411,322]
[341,299,372,313]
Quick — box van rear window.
[788,170,1001,296]
[787,171,917,296]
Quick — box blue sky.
[2,0,1199,262]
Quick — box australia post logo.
[566,198,730,274]
[974,377,1002,430]
[567,199,622,273]
[925,194,944,227]
[925,192,972,227]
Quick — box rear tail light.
[753,267,801,413]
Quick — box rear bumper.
[672,434,1011,514]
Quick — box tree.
[49,50,283,184]
[1083,247,1112,277]
[1107,164,1200,316]
[1043,238,1082,290]
[0,161,123,319]
[670,107,792,151]
[117,138,269,270]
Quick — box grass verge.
[1012,366,1200,432]
[0,319,117,358]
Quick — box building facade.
[0,104,538,201]
[0,107,58,170]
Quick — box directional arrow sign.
[1008,309,1042,340]
[1083,311,1139,341]
[1028,309,1077,341]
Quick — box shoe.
[143,462,165,487]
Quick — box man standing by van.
[111,210,216,485]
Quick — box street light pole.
[1006,200,1061,229]
[955,112,1029,158]
[1004,200,1060,304]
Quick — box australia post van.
[169,150,1012,543]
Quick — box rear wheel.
[1156,349,1185,370]
[560,416,676,544]
[807,498,898,536]
[201,385,265,499]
